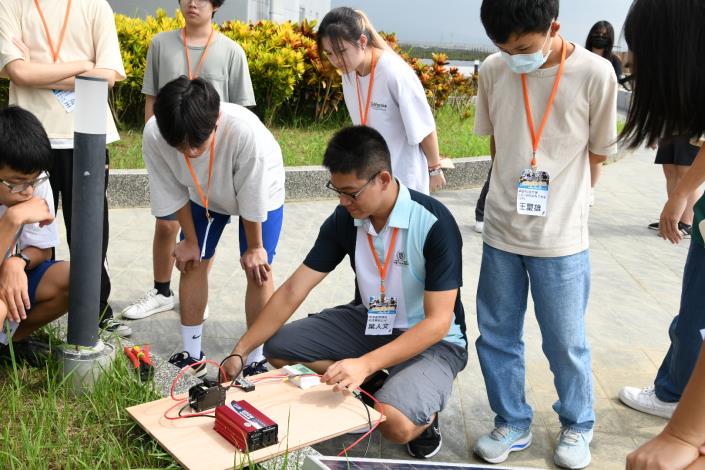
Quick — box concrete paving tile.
[48,148,695,468]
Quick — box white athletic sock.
[181,324,203,359]
[246,344,265,364]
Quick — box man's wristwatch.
[11,253,30,270]
[428,166,444,176]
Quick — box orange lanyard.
[34,0,72,63]
[521,37,566,169]
[183,132,216,219]
[366,227,399,298]
[355,48,378,125]
[182,26,215,80]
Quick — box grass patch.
[0,343,178,469]
[108,106,490,170]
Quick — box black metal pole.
[67,76,108,347]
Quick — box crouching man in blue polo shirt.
[224,125,468,459]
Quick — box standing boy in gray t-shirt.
[123,0,262,368]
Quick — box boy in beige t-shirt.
[472,1,617,468]
[0,0,128,336]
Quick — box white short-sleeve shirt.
[342,51,436,194]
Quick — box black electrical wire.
[353,391,374,458]
[218,353,245,390]
[178,402,215,419]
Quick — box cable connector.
[235,377,255,392]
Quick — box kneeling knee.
[379,420,418,444]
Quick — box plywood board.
[127,371,383,470]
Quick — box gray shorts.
[263,303,468,425]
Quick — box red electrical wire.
[163,367,386,456]
[163,359,227,421]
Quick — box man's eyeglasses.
[325,171,380,201]
[181,0,210,7]
[0,173,50,194]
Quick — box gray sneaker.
[554,428,592,469]
[474,425,532,464]
[100,318,132,337]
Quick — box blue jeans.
[476,243,594,432]
[654,241,705,402]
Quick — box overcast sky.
[330,1,633,48]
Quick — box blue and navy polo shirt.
[304,183,467,349]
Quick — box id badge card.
[53,90,76,113]
[365,295,397,335]
[517,168,550,217]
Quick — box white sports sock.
[246,344,264,364]
[181,324,203,359]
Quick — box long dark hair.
[317,7,389,72]
[585,20,615,60]
[620,0,705,148]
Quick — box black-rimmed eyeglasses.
[325,171,380,201]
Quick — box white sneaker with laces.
[619,385,677,419]
[122,289,175,320]
[554,428,592,469]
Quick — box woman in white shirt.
[317,7,445,195]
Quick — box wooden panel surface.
[127,372,382,470]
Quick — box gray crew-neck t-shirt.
[142,29,255,106]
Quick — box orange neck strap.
[183,132,216,217]
[521,37,567,169]
[355,48,378,126]
[366,227,399,298]
[34,0,72,63]
[182,26,215,80]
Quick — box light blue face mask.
[500,30,553,74]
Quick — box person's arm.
[0,197,54,262]
[627,343,705,469]
[240,218,270,286]
[589,151,608,163]
[322,288,457,392]
[144,95,155,123]
[224,265,328,377]
[3,58,94,88]
[421,130,446,192]
[660,146,705,243]
[173,202,201,274]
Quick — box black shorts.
[655,138,700,166]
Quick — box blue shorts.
[27,260,60,305]
[179,201,283,263]
[156,213,177,221]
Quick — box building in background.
[110,0,330,24]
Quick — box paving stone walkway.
[56,147,688,469]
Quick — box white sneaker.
[619,385,677,419]
[474,221,484,233]
[122,289,175,320]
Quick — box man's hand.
[429,172,446,192]
[8,197,53,227]
[322,358,373,394]
[0,257,30,322]
[659,192,688,244]
[173,239,201,273]
[222,352,246,381]
[240,247,270,286]
[626,429,700,470]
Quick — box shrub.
[0,11,475,128]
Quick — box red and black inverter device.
[213,399,278,452]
